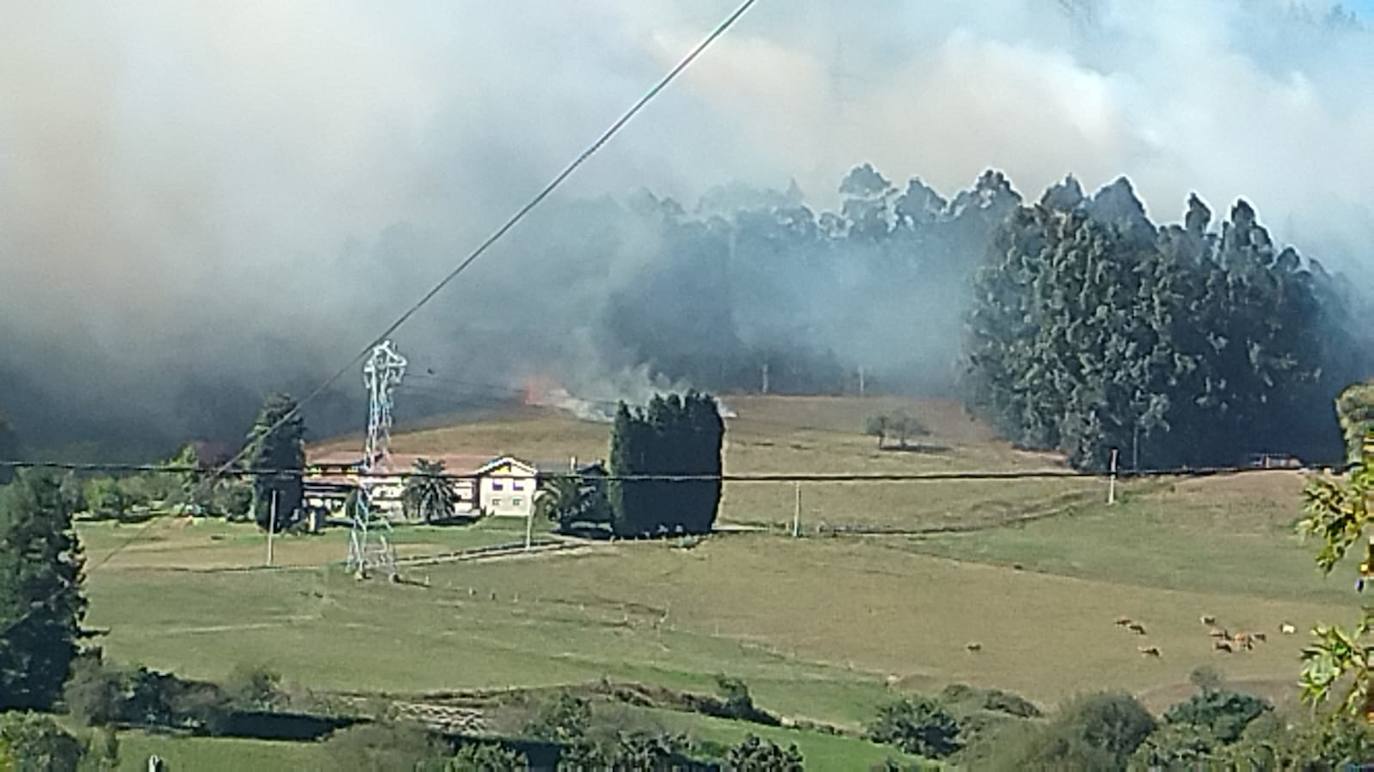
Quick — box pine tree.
[0,470,87,710]
[245,393,305,531]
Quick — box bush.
[323,721,446,771]
[939,683,1041,718]
[63,654,122,727]
[1056,692,1155,762]
[0,712,84,772]
[979,692,1154,770]
[866,697,962,758]
[726,734,803,771]
[1129,723,1219,768]
[223,663,283,711]
[522,693,592,745]
[1161,688,1270,743]
[449,741,528,771]
[81,726,120,771]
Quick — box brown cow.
[1127,622,1148,635]
[1214,640,1233,653]
[1138,646,1161,657]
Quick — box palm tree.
[534,476,582,532]
[401,458,456,523]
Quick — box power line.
[0,458,1309,483]
[0,0,762,645]
[209,0,761,486]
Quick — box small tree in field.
[865,414,889,448]
[866,696,962,758]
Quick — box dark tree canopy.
[0,470,87,711]
[965,180,1356,470]
[244,392,305,530]
[608,392,724,537]
[0,411,16,485]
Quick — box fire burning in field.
[520,371,735,423]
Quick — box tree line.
[964,176,1361,470]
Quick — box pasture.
[76,396,1352,768]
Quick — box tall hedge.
[608,392,724,536]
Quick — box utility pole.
[792,482,802,538]
[761,363,770,395]
[857,367,866,397]
[525,505,534,551]
[1107,448,1119,505]
[1132,424,1140,471]
[266,490,277,566]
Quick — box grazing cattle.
[1208,628,1229,639]
[1252,632,1267,643]
[1138,646,1161,657]
[1200,615,1216,626]
[1233,633,1253,650]
[966,642,983,652]
[1280,623,1297,635]
[1115,616,1133,627]
[1214,640,1233,653]
[1127,622,1148,635]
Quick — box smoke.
[1,1,1372,453]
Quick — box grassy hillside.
[76,396,1349,768]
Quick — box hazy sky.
[1,0,1372,445]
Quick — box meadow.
[76,395,1352,768]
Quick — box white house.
[473,456,540,517]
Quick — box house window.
[492,481,504,491]
[492,497,503,507]
[512,481,524,491]
[512,497,523,507]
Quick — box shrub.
[1056,692,1155,761]
[523,693,592,744]
[223,663,283,711]
[1129,723,1219,768]
[449,741,528,771]
[726,734,803,771]
[866,697,961,758]
[938,683,1041,718]
[63,654,122,727]
[1161,689,1270,743]
[323,721,445,772]
[980,692,1153,770]
[0,712,83,772]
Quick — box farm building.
[472,456,539,517]
[304,450,605,520]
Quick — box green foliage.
[1161,688,1270,743]
[63,654,121,727]
[938,683,1041,718]
[0,712,83,772]
[523,693,592,745]
[534,475,609,533]
[1188,665,1224,694]
[966,190,1350,470]
[1127,722,1219,769]
[865,696,961,758]
[323,721,446,772]
[608,392,724,537]
[80,478,127,521]
[62,655,233,734]
[401,459,456,523]
[222,663,282,711]
[1298,458,1374,716]
[725,734,803,771]
[0,470,87,711]
[245,393,305,531]
[448,741,527,771]
[1336,383,1374,465]
[987,692,1154,769]
[79,727,119,772]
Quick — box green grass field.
[72,396,1354,768]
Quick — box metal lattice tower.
[347,340,407,578]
